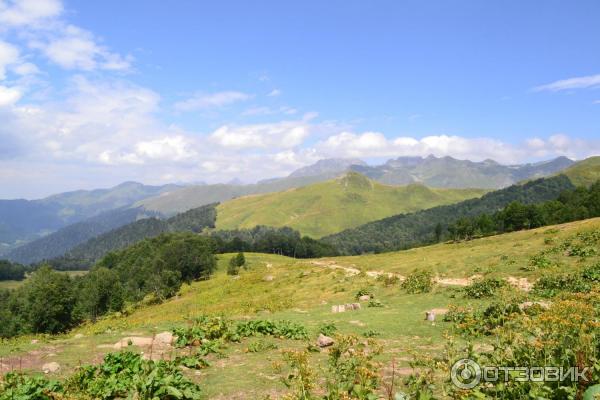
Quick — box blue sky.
[0,0,599,198]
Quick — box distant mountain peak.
[288,158,367,178]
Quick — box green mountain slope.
[215,172,488,238]
[47,203,218,269]
[560,156,600,187]
[0,182,178,253]
[321,174,575,254]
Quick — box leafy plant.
[401,270,433,294]
[318,322,338,337]
[462,277,506,299]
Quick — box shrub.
[401,270,433,294]
[318,322,337,337]
[463,278,506,299]
[354,289,373,300]
[532,274,591,298]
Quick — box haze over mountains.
[0,155,580,260]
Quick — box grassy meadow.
[2,217,599,398]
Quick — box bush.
[318,322,337,336]
[354,289,373,300]
[463,278,506,299]
[532,274,591,298]
[401,270,433,294]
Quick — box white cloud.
[534,73,600,92]
[0,0,62,27]
[0,85,21,106]
[174,91,251,111]
[267,88,281,97]
[210,120,310,149]
[242,105,297,116]
[0,40,19,79]
[32,25,131,71]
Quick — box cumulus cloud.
[174,91,251,111]
[31,25,131,71]
[0,85,21,106]
[0,0,62,27]
[210,119,310,149]
[534,73,600,92]
[0,40,19,79]
[315,132,521,163]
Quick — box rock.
[113,336,154,349]
[155,331,174,345]
[73,333,84,339]
[263,275,274,282]
[519,301,550,311]
[425,311,436,322]
[42,362,60,374]
[331,305,346,313]
[351,303,361,310]
[358,295,371,302]
[317,334,334,348]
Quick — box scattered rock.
[349,320,365,327]
[358,295,371,302]
[425,311,436,322]
[73,333,84,339]
[42,362,60,374]
[263,275,274,282]
[113,336,154,349]
[507,276,534,292]
[351,303,361,310]
[331,305,346,313]
[317,334,334,348]
[154,331,174,346]
[519,301,550,311]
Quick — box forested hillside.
[0,182,178,252]
[48,203,218,269]
[322,175,575,254]
[215,172,487,237]
[6,207,162,264]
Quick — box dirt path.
[310,260,534,291]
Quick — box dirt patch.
[507,276,534,292]
[435,274,482,286]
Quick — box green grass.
[560,156,600,186]
[3,217,600,398]
[216,172,487,238]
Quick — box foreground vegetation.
[1,217,600,398]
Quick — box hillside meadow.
[2,217,599,398]
[215,173,487,238]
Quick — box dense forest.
[211,226,339,258]
[47,203,218,270]
[321,175,575,254]
[446,180,600,240]
[0,233,216,338]
[0,260,28,281]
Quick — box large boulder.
[155,331,174,346]
[317,334,334,348]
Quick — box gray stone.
[317,334,334,348]
[42,362,60,373]
[358,295,371,302]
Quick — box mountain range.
[0,155,585,260]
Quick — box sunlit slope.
[215,172,487,238]
[560,156,600,187]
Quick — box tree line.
[0,233,216,338]
[446,180,600,241]
[0,260,29,281]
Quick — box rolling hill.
[0,182,179,254]
[215,172,488,238]
[559,156,600,186]
[321,174,576,254]
[3,216,599,398]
